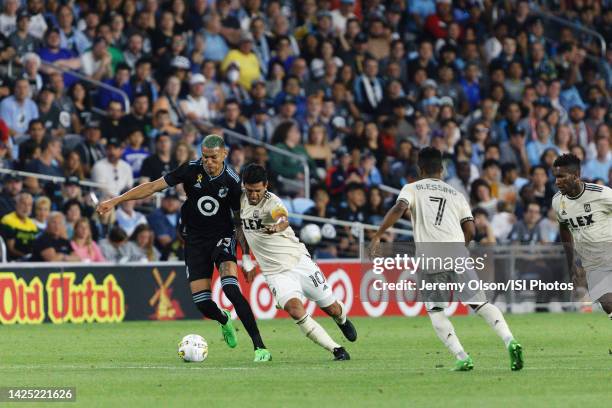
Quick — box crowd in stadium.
[0,0,610,262]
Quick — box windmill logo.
[149,268,185,320]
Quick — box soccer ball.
[300,223,322,245]
[178,334,208,362]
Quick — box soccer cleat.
[333,347,350,361]
[508,339,524,371]
[220,310,238,348]
[451,356,474,371]
[253,348,272,362]
[337,319,357,342]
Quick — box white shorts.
[587,267,612,302]
[264,255,336,309]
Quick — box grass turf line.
[0,313,610,408]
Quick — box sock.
[333,300,347,325]
[476,303,514,347]
[192,290,228,324]
[296,314,340,352]
[428,311,468,360]
[221,276,265,349]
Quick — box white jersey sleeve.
[241,192,309,275]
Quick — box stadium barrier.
[0,260,472,325]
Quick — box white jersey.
[241,191,309,275]
[397,178,473,243]
[552,183,612,272]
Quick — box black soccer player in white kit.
[97,134,271,362]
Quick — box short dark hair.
[108,226,128,243]
[242,163,268,184]
[530,164,547,176]
[418,146,443,174]
[553,153,581,171]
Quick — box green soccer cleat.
[253,348,272,362]
[451,356,474,371]
[220,310,238,348]
[508,339,524,371]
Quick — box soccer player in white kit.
[239,164,357,361]
[552,154,612,318]
[369,147,523,371]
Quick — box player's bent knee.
[284,298,305,320]
[190,279,211,293]
[218,261,238,277]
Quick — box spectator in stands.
[37,27,81,86]
[9,11,40,62]
[56,5,89,55]
[472,207,497,244]
[91,137,133,197]
[139,133,175,183]
[470,178,498,217]
[70,217,105,262]
[99,100,124,142]
[583,135,611,183]
[201,60,226,116]
[127,224,160,262]
[0,174,22,217]
[221,31,261,91]
[116,198,147,238]
[0,192,37,260]
[337,182,367,257]
[447,160,472,201]
[215,99,248,145]
[152,76,185,127]
[62,152,85,181]
[32,195,50,231]
[146,189,180,259]
[0,79,38,136]
[119,93,152,141]
[63,199,82,239]
[508,201,544,244]
[96,63,132,109]
[36,86,68,137]
[68,82,94,134]
[80,36,112,81]
[353,58,383,120]
[180,74,211,123]
[269,121,315,185]
[0,0,19,38]
[99,225,139,263]
[24,136,63,177]
[130,57,157,104]
[74,123,104,176]
[201,12,229,63]
[527,120,557,166]
[31,211,80,262]
[304,123,333,180]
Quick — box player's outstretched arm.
[368,200,409,259]
[96,177,169,214]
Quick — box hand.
[264,224,280,234]
[572,265,587,289]
[368,236,381,260]
[243,265,257,283]
[96,198,117,215]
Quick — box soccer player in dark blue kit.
[97,134,271,362]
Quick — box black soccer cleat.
[337,319,357,342]
[333,347,351,361]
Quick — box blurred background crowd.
[0,0,609,262]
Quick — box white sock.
[296,314,340,352]
[476,303,514,347]
[333,301,347,325]
[428,311,468,360]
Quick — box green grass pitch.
[0,313,610,407]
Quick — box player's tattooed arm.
[559,223,577,275]
[265,205,289,234]
[233,211,250,254]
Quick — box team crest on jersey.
[253,210,260,219]
[194,174,203,188]
[218,187,228,198]
[584,203,591,212]
[560,200,567,215]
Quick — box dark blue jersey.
[164,160,241,236]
